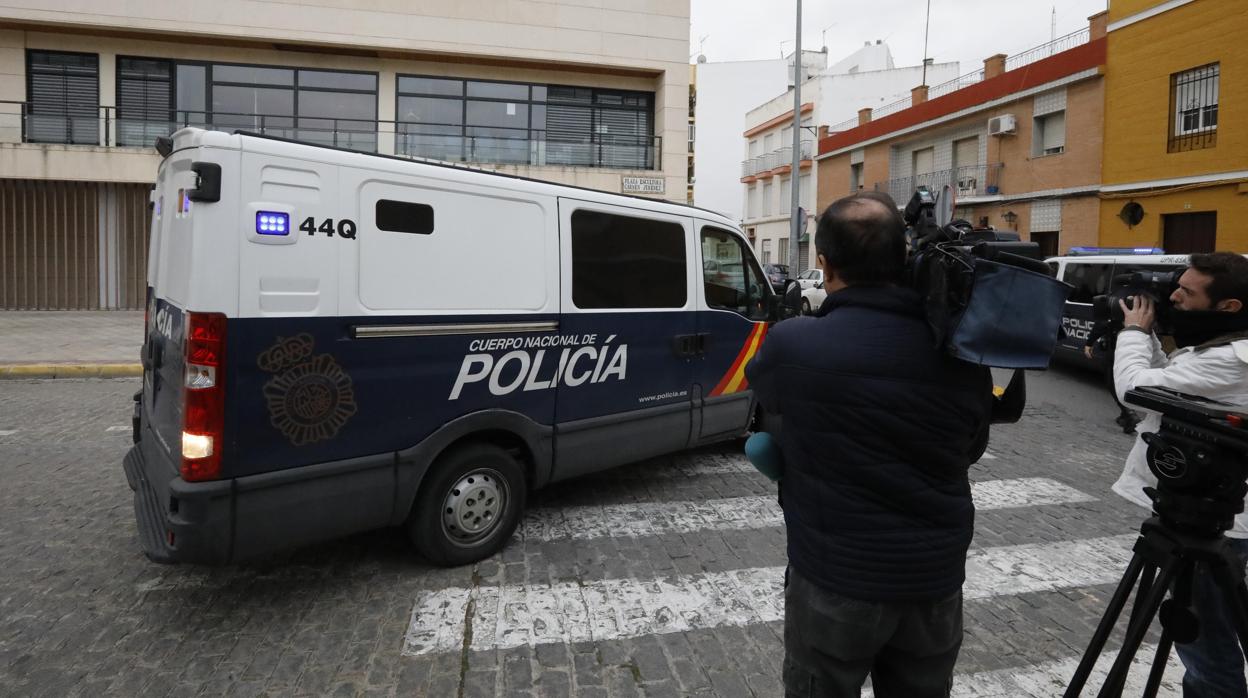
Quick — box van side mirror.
[777,279,802,320]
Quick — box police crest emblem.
[257,334,357,446]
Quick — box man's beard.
[1171,308,1248,349]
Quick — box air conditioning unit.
[988,114,1017,136]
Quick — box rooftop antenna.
[921,0,932,85]
[1051,6,1057,41]
[820,23,836,53]
[690,34,710,61]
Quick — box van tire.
[407,443,526,567]
[801,299,811,315]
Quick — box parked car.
[795,268,823,290]
[762,263,790,292]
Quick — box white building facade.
[741,43,958,272]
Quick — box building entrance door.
[1162,211,1216,253]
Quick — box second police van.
[1046,247,1188,369]
[125,128,790,567]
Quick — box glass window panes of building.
[397,76,655,169]
[26,50,99,145]
[1169,63,1219,152]
[115,58,377,149]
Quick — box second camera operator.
[1112,251,1248,696]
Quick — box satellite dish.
[936,184,955,227]
[1119,202,1145,227]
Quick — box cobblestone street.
[0,367,1193,696]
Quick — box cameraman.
[746,192,993,697]
[1113,251,1248,697]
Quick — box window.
[26,50,99,145]
[702,227,769,320]
[747,184,758,219]
[376,200,434,235]
[1032,111,1066,156]
[799,173,812,210]
[779,177,792,213]
[397,76,654,168]
[117,57,172,146]
[115,59,378,150]
[1062,263,1112,304]
[762,181,773,216]
[778,238,789,266]
[850,163,864,192]
[1031,200,1061,234]
[913,147,934,176]
[762,239,772,264]
[571,210,686,309]
[1169,63,1219,152]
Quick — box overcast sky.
[690,0,1108,76]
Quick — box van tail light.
[182,312,226,482]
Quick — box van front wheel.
[407,443,526,567]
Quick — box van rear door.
[140,150,200,465]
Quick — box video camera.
[1093,270,1182,336]
[1125,386,1248,537]
[903,186,1073,370]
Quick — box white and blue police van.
[1046,247,1188,369]
[124,128,783,566]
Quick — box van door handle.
[673,334,697,358]
[695,332,711,355]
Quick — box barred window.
[1169,63,1218,153]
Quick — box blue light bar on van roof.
[256,211,289,236]
[1068,246,1165,256]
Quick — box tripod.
[1063,515,1248,697]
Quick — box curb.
[0,363,143,380]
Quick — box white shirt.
[1112,329,1248,538]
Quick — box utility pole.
[788,0,803,273]
[922,0,932,85]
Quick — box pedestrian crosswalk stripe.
[106,426,130,432]
[0,430,15,437]
[519,477,1095,543]
[863,644,1182,698]
[402,534,1136,656]
[628,449,1000,479]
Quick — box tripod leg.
[1208,564,1248,663]
[1097,557,1182,698]
[1141,628,1173,698]
[1064,553,1149,698]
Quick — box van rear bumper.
[123,424,397,565]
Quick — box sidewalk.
[0,312,144,379]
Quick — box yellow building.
[1099,0,1247,252]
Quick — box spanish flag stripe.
[710,322,766,397]
[722,323,767,394]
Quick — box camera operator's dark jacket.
[746,285,993,602]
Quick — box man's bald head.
[814,192,907,287]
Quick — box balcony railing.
[0,102,662,170]
[876,163,1003,204]
[1004,28,1090,72]
[739,140,814,178]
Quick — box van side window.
[1063,263,1112,303]
[701,227,769,320]
[376,199,434,235]
[570,210,687,309]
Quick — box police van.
[1047,248,1188,369]
[124,127,785,566]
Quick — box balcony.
[0,102,662,170]
[739,140,814,180]
[876,164,1004,204]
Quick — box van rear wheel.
[408,443,526,567]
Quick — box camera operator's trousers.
[1175,537,1248,698]
[783,566,963,698]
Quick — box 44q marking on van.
[449,334,628,400]
[298,217,357,240]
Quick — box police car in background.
[1046,247,1188,370]
[124,128,790,567]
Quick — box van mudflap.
[123,446,175,563]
